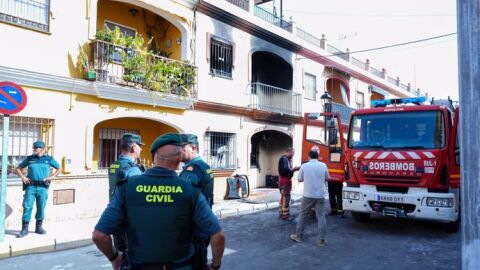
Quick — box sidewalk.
[0,188,302,259]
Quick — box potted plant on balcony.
[77,45,96,81]
[121,34,148,86]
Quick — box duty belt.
[31,181,48,187]
[131,256,193,270]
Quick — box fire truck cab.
[342,97,460,231]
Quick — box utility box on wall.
[53,189,75,205]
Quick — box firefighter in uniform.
[107,133,144,252]
[179,134,214,269]
[327,178,344,216]
[92,133,225,270]
[15,140,62,238]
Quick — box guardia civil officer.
[108,133,144,253]
[15,140,62,238]
[108,133,144,198]
[92,133,225,270]
[180,134,214,269]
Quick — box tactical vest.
[180,159,214,207]
[108,159,136,199]
[124,175,199,264]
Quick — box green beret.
[150,133,182,154]
[180,134,199,145]
[121,133,145,145]
[33,141,45,149]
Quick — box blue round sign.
[0,82,27,115]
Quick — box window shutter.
[206,33,212,63]
[231,41,236,68]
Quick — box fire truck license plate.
[376,195,405,203]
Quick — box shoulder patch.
[186,166,194,171]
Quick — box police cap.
[150,133,182,154]
[33,140,45,149]
[180,134,199,146]
[121,133,145,146]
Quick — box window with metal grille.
[210,38,233,78]
[304,72,317,100]
[98,128,139,170]
[356,91,365,109]
[0,116,55,177]
[0,0,50,32]
[204,132,236,169]
[104,21,137,63]
[105,21,136,38]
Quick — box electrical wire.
[325,32,457,57]
[284,9,455,18]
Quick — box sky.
[268,0,459,100]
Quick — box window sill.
[209,72,233,80]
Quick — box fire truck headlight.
[344,191,360,200]
[426,197,453,208]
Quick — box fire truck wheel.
[351,212,370,222]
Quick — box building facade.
[0,0,422,225]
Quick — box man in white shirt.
[290,150,330,246]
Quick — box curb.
[0,237,93,259]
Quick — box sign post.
[0,82,27,242]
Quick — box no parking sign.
[0,81,27,242]
[0,81,27,114]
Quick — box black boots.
[35,220,46,234]
[17,221,29,238]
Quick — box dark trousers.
[193,236,210,270]
[278,177,292,219]
[328,181,343,212]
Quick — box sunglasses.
[33,147,44,149]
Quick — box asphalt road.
[0,206,460,270]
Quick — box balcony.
[91,40,197,99]
[249,82,302,116]
[225,0,250,11]
[254,5,292,32]
[217,0,426,98]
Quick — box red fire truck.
[342,97,460,231]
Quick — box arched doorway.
[251,51,293,90]
[326,77,350,106]
[93,117,178,170]
[250,130,292,187]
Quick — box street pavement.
[0,205,460,270]
[0,188,300,259]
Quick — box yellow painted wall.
[92,117,178,167]
[97,0,182,60]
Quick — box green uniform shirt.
[18,154,60,181]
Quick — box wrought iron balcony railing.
[254,5,292,32]
[92,40,197,99]
[249,82,302,116]
[225,0,249,11]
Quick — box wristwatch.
[211,262,221,270]
[108,250,119,262]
